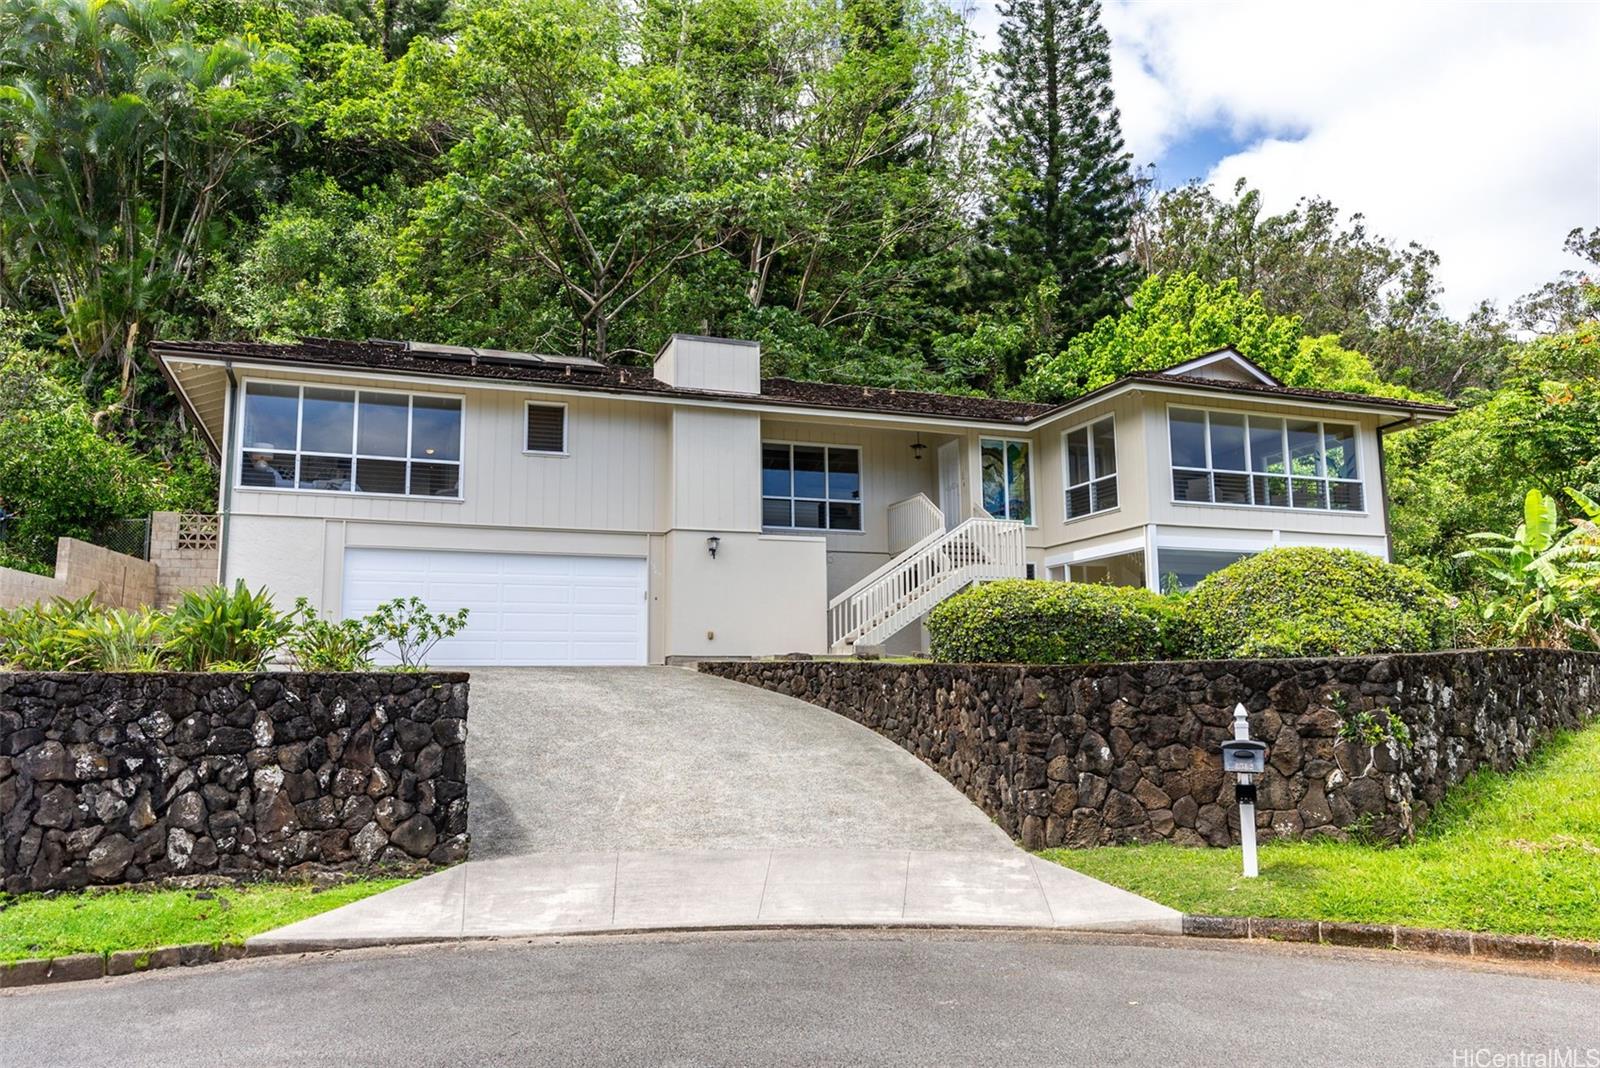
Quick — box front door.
[938,440,961,531]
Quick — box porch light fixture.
[910,435,926,461]
[706,535,720,559]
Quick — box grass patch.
[0,878,408,962]
[1041,722,1600,942]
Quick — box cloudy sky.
[967,0,1600,317]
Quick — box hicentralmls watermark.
[1452,1050,1600,1068]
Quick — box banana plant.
[1455,488,1600,648]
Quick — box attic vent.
[525,403,567,454]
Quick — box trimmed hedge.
[928,580,1179,664]
[1180,546,1456,658]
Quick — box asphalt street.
[3,931,1596,1067]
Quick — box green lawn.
[1042,723,1600,942]
[0,879,408,963]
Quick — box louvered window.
[525,403,567,454]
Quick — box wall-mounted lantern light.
[706,535,721,559]
[910,435,926,461]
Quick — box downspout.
[1375,414,1416,563]
[218,361,239,586]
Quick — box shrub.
[0,595,97,670]
[63,607,168,671]
[928,580,1179,664]
[286,598,381,671]
[365,597,470,669]
[164,582,295,670]
[1180,547,1456,659]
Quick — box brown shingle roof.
[150,337,1053,424]
[1121,371,1456,416]
[150,336,1455,427]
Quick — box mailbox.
[1220,738,1268,775]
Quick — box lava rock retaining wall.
[701,650,1600,849]
[1,672,469,892]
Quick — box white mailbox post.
[1220,703,1268,878]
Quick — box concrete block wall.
[0,538,157,611]
[149,512,221,607]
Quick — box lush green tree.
[1454,488,1600,650]
[1132,179,1514,395]
[1512,226,1600,335]
[0,0,305,408]
[1022,273,1288,400]
[980,0,1137,376]
[0,319,210,567]
[1387,321,1600,584]
[203,174,401,340]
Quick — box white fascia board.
[1162,348,1279,384]
[1030,380,1438,425]
[1042,533,1147,568]
[156,355,1039,435]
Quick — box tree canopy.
[0,0,1593,595]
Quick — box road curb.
[1181,915,1600,970]
[5,919,1597,990]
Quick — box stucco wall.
[663,530,827,658]
[701,650,1600,848]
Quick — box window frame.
[1165,403,1365,514]
[522,400,570,456]
[979,436,1037,527]
[760,440,865,533]
[1061,415,1119,523]
[234,378,466,501]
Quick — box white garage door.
[341,548,648,666]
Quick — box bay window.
[238,382,463,498]
[1169,407,1362,511]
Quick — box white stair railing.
[828,515,1026,651]
[887,493,944,554]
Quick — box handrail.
[828,524,944,611]
[887,493,944,555]
[828,515,1026,648]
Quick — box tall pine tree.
[983,0,1137,380]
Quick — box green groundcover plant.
[928,579,1181,664]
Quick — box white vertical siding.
[759,419,944,555]
[671,407,761,531]
[230,371,671,533]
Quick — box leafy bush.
[164,582,295,671]
[0,595,97,670]
[63,607,168,672]
[0,337,212,570]
[1180,547,1456,659]
[286,598,381,671]
[365,597,470,669]
[928,580,1179,664]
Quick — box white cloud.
[969,0,1600,316]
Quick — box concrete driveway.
[254,666,1179,946]
[466,666,1015,857]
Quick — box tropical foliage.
[0,586,471,671]
[1454,489,1600,650]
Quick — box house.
[152,335,1454,665]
